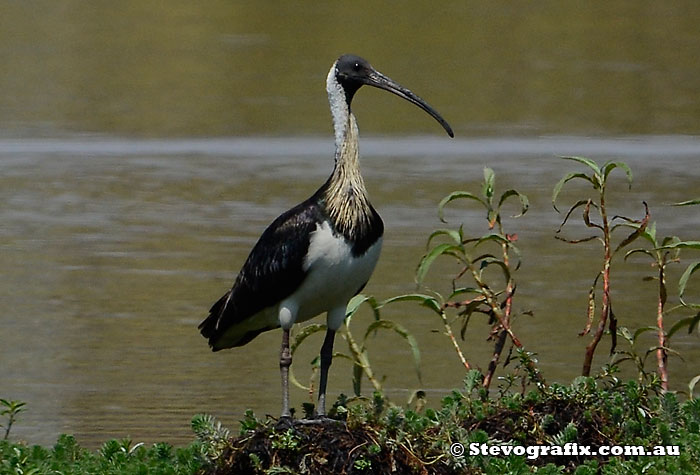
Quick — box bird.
[199,54,453,419]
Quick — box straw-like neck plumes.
[321,61,382,253]
[324,112,371,229]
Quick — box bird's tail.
[198,290,231,341]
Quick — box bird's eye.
[353,62,361,71]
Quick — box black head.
[334,54,375,101]
[333,54,454,138]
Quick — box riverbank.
[3,374,699,474]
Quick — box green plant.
[353,455,372,470]
[1,398,26,440]
[610,326,669,387]
[622,221,699,391]
[552,156,647,376]
[269,428,301,452]
[663,199,700,330]
[191,413,231,462]
[290,295,422,401]
[408,167,539,390]
[618,198,700,390]
[0,433,204,474]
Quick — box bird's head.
[332,54,454,138]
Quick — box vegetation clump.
[0,432,205,475]
[200,373,700,474]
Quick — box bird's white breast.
[279,220,381,328]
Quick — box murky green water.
[1,2,699,448]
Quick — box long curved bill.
[365,69,454,138]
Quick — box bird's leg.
[317,329,336,417]
[279,328,292,418]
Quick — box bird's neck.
[324,113,372,237]
[320,63,381,248]
[326,62,351,150]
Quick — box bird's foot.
[275,415,294,430]
[294,415,344,426]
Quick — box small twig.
[442,295,487,309]
[483,329,508,389]
[343,327,383,393]
[582,192,612,377]
[293,418,345,427]
[436,307,471,370]
[656,263,669,391]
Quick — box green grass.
[0,434,204,474]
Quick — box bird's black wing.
[199,197,326,349]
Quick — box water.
[1,1,700,449]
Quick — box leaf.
[498,189,529,218]
[614,202,649,254]
[660,234,681,248]
[353,360,364,396]
[679,261,700,307]
[644,345,682,361]
[482,167,496,201]
[448,287,483,300]
[666,317,693,338]
[560,156,602,176]
[618,326,634,345]
[624,248,655,261]
[380,293,443,314]
[615,221,657,250]
[658,241,700,251]
[363,320,422,384]
[632,326,658,341]
[427,228,463,247]
[645,221,658,245]
[416,243,463,285]
[487,209,499,229]
[674,198,700,206]
[291,323,326,353]
[477,256,511,284]
[459,311,473,340]
[660,272,668,307]
[690,311,700,334]
[580,272,602,336]
[555,199,597,233]
[329,352,356,364]
[610,215,645,229]
[289,364,314,391]
[290,352,352,393]
[555,234,600,245]
[345,294,380,327]
[667,312,700,339]
[602,161,633,189]
[609,305,618,355]
[459,300,490,340]
[552,173,597,212]
[689,374,700,399]
[438,191,485,223]
[582,199,602,230]
[475,233,511,248]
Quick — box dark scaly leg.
[317,329,336,417]
[279,328,292,418]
